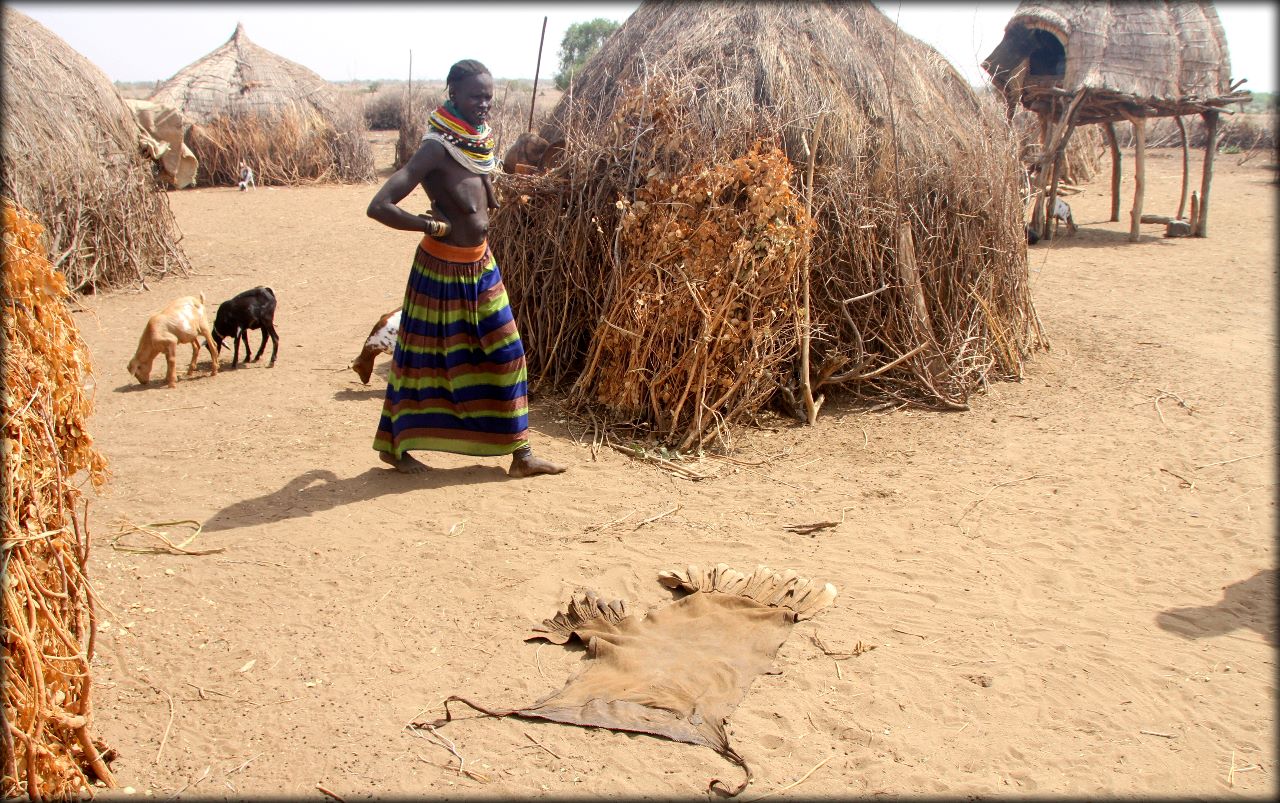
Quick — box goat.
[211,286,279,368]
[127,294,219,388]
[1026,198,1078,245]
[238,161,255,191]
[1052,198,1078,235]
[350,307,401,384]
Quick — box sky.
[6,1,1277,92]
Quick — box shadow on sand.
[1156,569,1276,646]
[202,464,510,533]
[1028,222,1186,251]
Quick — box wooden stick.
[635,505,680,529]
[316,784,346,802]
[527,17,548,133]
[743,755,834,802]
[523,731,562,760]
[139,404,207,414]
[799,112,826,425]
[155,689,175,763]
[1140,729,1176,738]
[1195,450,1272,470]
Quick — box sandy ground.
[71,137,1275,799]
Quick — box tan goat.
[127,294,219,388]
[350,307,401,384]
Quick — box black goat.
[211,286,279,368]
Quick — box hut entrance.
[1026,29,1065,81]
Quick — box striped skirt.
[373,237,530,458]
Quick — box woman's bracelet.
[421,216,451,238]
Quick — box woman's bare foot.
[508,448,566,478]
[379,451,430,474]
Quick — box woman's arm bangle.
[424,218,451,238]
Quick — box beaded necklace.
[422,101,497,174]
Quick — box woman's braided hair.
[446,59,491,90]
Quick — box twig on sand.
[743,754,834,802]
[155,688,175,763]
[1159,468,1196,489]
[226,752,263,776]
[584,510,636,534]
[316,784,346,801]
[410,723,485,782]
[705,452,769,467]
[184,681,238,701]
[1140,729,1176,738]
[534,643,546,678]
[1196,450,1273,470]
[610,443,713,481]
[523,731,562,760]
[139,404,208,414]
[956,474,1049,524]
[634,505,680,530]
[110,518,222,556]
[784,520,839,536]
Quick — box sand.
[73,137,1275,798]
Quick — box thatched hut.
[982,1,1251,241]
[491,0,1041,451]
[150,23,373,186]
[1,8,190,293]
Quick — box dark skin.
[367,71,564,478]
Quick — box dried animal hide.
[418,564,838,796]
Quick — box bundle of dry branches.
[2,200,114,798]
[488,2,1045,450]
[1,9,190,293]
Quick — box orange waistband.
[419,236,488,263]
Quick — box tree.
[554,18,621,91]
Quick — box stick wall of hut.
[1129,116,1146,243]
[1175,116,1190,220]
[1103,121,1122,222]
[1196,110,1219,237]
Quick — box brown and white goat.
[127,294,219,388]
[350,307,401,384]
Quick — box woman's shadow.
[202,463,509,533]
[1156,569,1276,646]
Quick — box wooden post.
[1036,90,1086,241]
[1030,113,1050,234]
[1189,191,1199,233]
[799,114,825,425]
[1175,116,1190,220]
[1103,121,1122,222]
[1128,116,1146,242]
[1196,110,1219,237]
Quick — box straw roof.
[493,0,1040,448]
[151,22,340,122]
[1,8,189,292]
[148,23,372,187]
[983,1,1248,122]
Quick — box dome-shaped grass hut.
[490,0,1041,451]
[1,8,190,293]
[982,1,1251,241]
[150,23,373,186]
